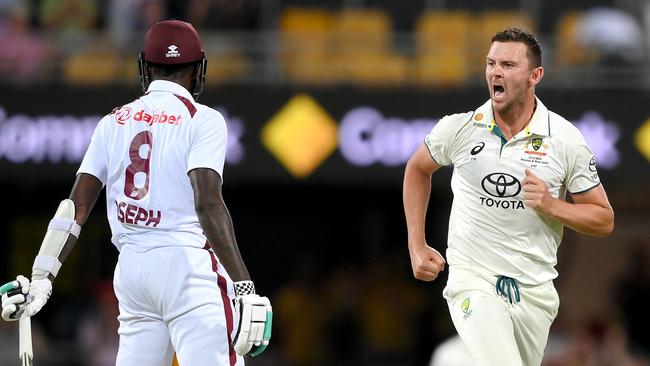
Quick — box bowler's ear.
[530,66,544,86]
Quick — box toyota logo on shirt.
[589,156,597,172]
[481,173,521,198]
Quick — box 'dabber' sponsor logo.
[115,107,132,125]
[114,108,183,126]
[133,109,182,126]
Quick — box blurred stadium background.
[0,0,649,365]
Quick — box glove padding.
[233,294,273,357]
[25,277,52,317]
[0,275,52,321]
[1,275,30,321]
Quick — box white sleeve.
[187,109,227,180]
[423,112,470,166]
[77,115,109,184]
[565,127,600,194]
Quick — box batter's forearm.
[69,173,103,226]
[547,199,614,237]
[197,202,251,281]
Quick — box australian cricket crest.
[522,137,551,167]
[461,297,472,319]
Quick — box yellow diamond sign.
[262,94,338,178]
[635,118,650,162]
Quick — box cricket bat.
[19,316,33,366]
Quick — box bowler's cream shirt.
[425,98,600,285]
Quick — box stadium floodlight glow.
[572,111,620,169]
[338,107,437,167]
[261,94,338,178]
[634,117,650,163]
[0,106,244,165]
[215,107,245,165]
[0,107,98,164]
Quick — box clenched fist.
[409,244,446,281]
[523,169,557,215]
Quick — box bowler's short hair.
[491,28,542,68]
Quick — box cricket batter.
[403,28,614,366]
[0,20,272,365]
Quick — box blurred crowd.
[0,0,648,87]
[0,0,261,83]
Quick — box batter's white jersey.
[425,98,600,285]
[78,80,227,252]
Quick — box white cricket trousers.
[113,244,244,366]
[443,265,559,366]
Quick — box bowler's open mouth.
[493,85,505,97]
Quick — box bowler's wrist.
[542,197,561,218]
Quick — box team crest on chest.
[524,137,548,156]
[521,137,551,167]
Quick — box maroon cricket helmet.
[138,19,208,99]
[142,19,205,65]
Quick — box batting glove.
[24,277,52,317]
[0,275,30,321]
[232,281,273,357]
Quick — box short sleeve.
[77,116,108,184]
[565,128,600,194]
[424,112,470,166]
[187,109,227,180]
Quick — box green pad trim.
[250,311,273,357]
[0,282,17,295]
[263,311,273,340]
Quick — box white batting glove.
[0,275,30,321]
[24,277,52,317]
[232,281,273,357]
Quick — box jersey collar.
[527,97,551,137]
[146,80,195,102]
[473,96,551,138]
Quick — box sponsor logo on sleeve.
[588,156,597,172]
[588,155,599,180]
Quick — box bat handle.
[19,316,33,366]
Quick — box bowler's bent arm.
[552,184,614,237]
[403,144,442,249]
